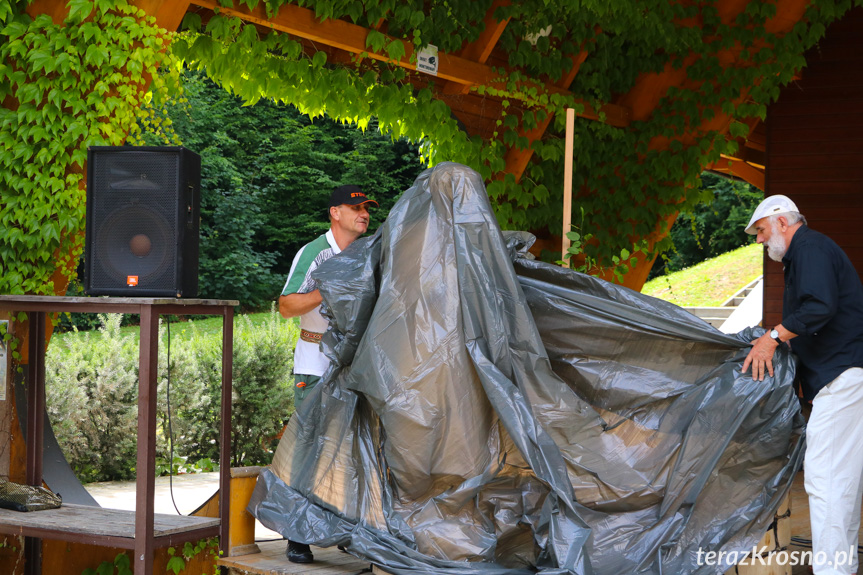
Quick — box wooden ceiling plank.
[745,138,766,152]
[189,0,630,127]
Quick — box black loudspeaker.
[84,146,201,297]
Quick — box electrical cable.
[254,538,287,543]
[166,316,183,515]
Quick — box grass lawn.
[641,243,764,307]
[51,308,295,343]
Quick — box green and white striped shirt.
[281,229,341,376]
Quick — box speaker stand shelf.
[0,295,238,575]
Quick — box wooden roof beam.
[443,0,511,96]
[502,50,589,180]
[457,0,511,63]
[188,0,630,127]
[195,7,356,66]
[707,156,765,190]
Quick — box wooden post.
[24,311,46,575]
[219,307,234,558]
[561,108,576,264]
[134,306,158,575]
[0,315,10,479]
[229,467,262,556]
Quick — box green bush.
[160,311,297,467]
[46,309,298,482]
[46,314,140,482]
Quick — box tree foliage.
[139,71,423,307]
[650,173,763,278]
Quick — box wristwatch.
[769,329,783,345]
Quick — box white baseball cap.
[744,195,800,235]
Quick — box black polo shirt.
[781,225,863,400]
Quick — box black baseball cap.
[328,185,378,208]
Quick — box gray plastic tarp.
[249,162,804,575]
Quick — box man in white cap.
[278,184,378,563]
[742,195,863,575]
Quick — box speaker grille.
[86,148,198,296]
[93,203,175,290]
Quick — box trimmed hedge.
[45,310,297,482]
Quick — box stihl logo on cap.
[127,276,139,286]
[351,192,366,198]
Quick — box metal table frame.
[0,296,237,575]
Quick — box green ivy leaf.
[95,0,113,16]
[166,556,185,574]
[312,50,326,68]
[114,553,131,570]
[205,14,231,39]
[728,121,748,138]
[365,29,386,52]
[66,0,93,24]
[84,44,110,67]
[385,40,405,62]
[27,49,53,73]
[181,12,201,31]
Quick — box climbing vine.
[0,0,179,302]
[166,538,220,575]
[78,539,220,575]
[81,552,133,575]
[2,0,862,300]
[169,0,860,278]
[554,0,849,270]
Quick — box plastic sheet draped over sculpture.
[249,163,804,575]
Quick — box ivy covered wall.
[1,0,178,301]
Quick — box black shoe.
[286,540,314,563]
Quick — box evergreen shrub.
[45,309,297,482]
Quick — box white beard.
[766,220,787,262]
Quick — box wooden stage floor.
[219,542,372,575]
[220,470,860,575]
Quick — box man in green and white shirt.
[280,184,378,407]
[277,184,377,563]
